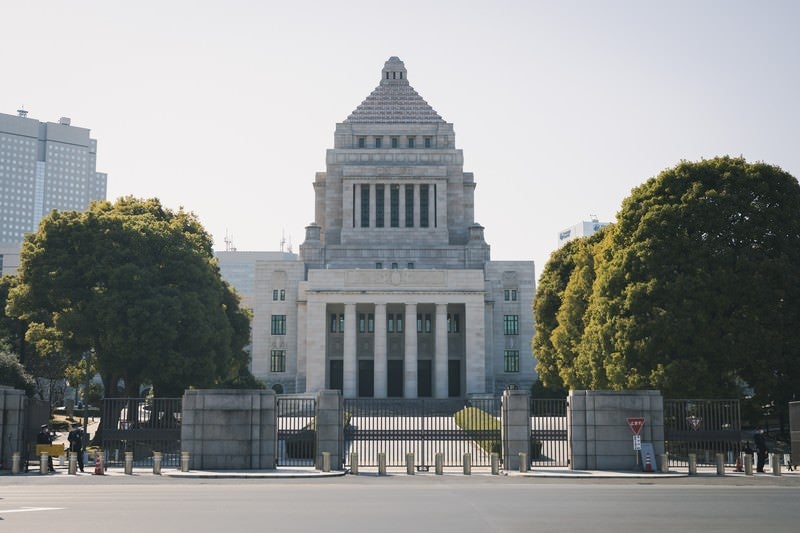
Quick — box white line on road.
[1,507,64,514]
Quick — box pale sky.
[2,0,798,276]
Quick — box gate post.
[315,390,344,471]
[501,389,531,472]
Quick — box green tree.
[7,197,253,398]
[0,351,36,396]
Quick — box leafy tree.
[7,197,253,399]
[535,157,800,430]
[0,351,36,396]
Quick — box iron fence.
[276,395,316,466]
[530,398,569,467]
[664,399,742,466]
[344,398,501,469]
[102,397,182,467]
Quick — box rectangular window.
[407,262,414,269]
[391,262,398,269]
[360,185,370,228]
[280,289,285,301]
[330,314,338,333]
[420,184,429,227]
[417,314,423,333]
[407,136,415,148]
[503,315,519,335]
[512,289,517,301]
[424,136,432,148]
[375,184,384,227]
[425,314,432,333]
[388,315,394,333]
[273,290,279,301]
[397,315,404,333]
[270,350,286,373]
[504,290,510,301]
[405,184,414,227]
[338,314,344,333]
[391,136,399,148]
[447,313,460,333]
[390,185,400,227]
[368,313,374,333]
[376,262,383,269]
[505,289,518,301]
[358,136,366,148]
[375,137,382,148]
[358,313,366,333]
[271,315,287,335]
[504,350,520,373]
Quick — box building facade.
[0,110,107,275]
[557,217,610,247]
[250,57,536,398]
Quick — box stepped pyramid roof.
[344,57,444,124]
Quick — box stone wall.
[0,387,25,469]
[568,390,664,470]
[791,401,799,466]
[181,389,276,470]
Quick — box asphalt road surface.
[1,475,796,532]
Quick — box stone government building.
[243,57,535,398]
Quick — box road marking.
[1,507,64,514]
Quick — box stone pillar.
[0,387,26,471]
[464,300,486,394]
[502,389,531,471]
[434,303,449,398]
[399,183,406,228]
[369,184,376,228]
[305,302,327,392]
[404,302,418,398]
[413,183,421,228]
[181,389,277,470]
[567,390,664,471]
[791,401,799,468]
[343,303,357,398]
[354,184,362,228]
[315,390,344,471]
[373,303,388,398]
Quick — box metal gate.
[102,397,182,467]
[276,395,316,466]
[344,398,501,469]
[530,398,569,467]
[664,399,742,466]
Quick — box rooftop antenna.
[590,214,598,223]
[224,230,237,252]
[17,107,28,118]
[280,229,287,253]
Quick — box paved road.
[1,475,796,532]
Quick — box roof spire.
[381,56,408,85]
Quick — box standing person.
[754,428,768,473]
[36,424,55,472]
[68,422,85,472]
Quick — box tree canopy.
[534,157,800,412]
[6,197,253,397]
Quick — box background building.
[248,58,536,397]
[557,216,610,247]
[0,110,107,275]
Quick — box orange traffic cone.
[735,454,743,472]
[93,453,104,475]
[645,452,652,472]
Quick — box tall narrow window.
[330,314,338,333]
[390,185,399,227]
[360,185,370,228]
[368,313,374,333]
[504,350,520,373]
[388,315,394,333]
[273,290,279,301]
[420,184,429,227]
[405,185,414,227]
[397,315,404,333]
[425,314,432,333]
[358,313,366,333]
[338,314,344,333]
[375,137,382,148]
[503,315,519,335]
[271,315,287,335]
[391,136,399,148]
[424,136,432,148]
[271,350,286,372]
[407,136,415,148]
[280,289,285,301]
[375,184,384,227]
[357,136,366,148]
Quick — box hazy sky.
[3,0,798,275]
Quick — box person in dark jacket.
[753,428,768,473]
[68,423,85,472]
[36,424,55,472]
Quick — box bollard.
[771,453,781,476]
[744,454,753,475]
[659,453,669,473]
[518,452,529,473]
[406,452,415,475]
[153,452,162,475]
[349,452,359,475]
[716,453,725,476]
[180,451,190,472]
[322,451,331,472]
[463,453,472,475]
[40,452,49,474]
[491,453,500,475]
[378,452,387,476]
[124,451,134,475]
[68,452,77,475]
[435,453,443,475]
[688,453,697,475]
[12,452,21,475]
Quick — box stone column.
[354,184,361,228]
[374,303,388,398]
[399,183,406,228]
[464,299,486,394]
[502,389,531,471]
[343,303,357,398]
[315,390,344,471]
[434,303,449,398]
[404,302,418,398]
[369,183,376,228]
[414,183,421,228]
[305,301,327,392]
